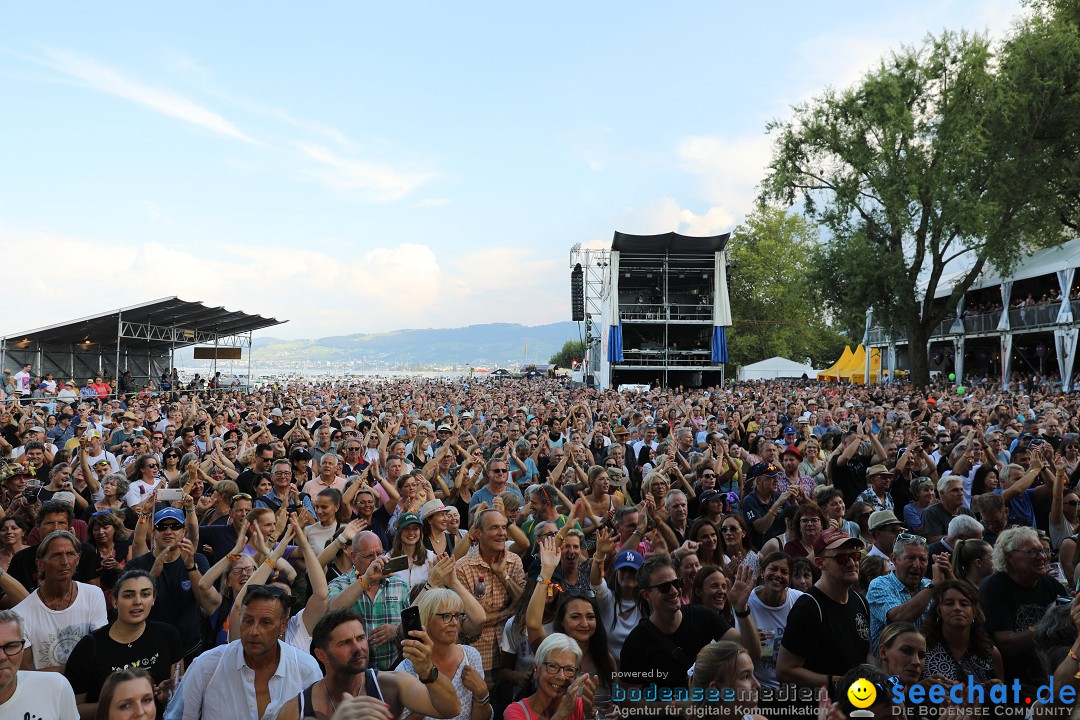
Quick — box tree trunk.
[907,322,931,387]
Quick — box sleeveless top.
[300,670,382,718]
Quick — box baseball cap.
[270,408,283,417]
[781,445,802,460]
[813,527,864,555]
[153,508,185,526]
[397,512,422,529]
[699,489,724,505]
[783,426,797,435]
[868,510,905,532]
[613,549,645,572]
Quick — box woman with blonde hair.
[397,560,487,720]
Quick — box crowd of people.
[0,373,1079,720]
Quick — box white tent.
[738,356,817,381]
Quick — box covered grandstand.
[0,297,285,387]
[866,238,1080,389]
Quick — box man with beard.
[296,608,460,719]
[164,585,322,720]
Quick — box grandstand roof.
[1,297,285,351]
[611,231,728,254]
[932,237,1080,299]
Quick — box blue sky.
[0,1,1022,339]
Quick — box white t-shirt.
[125,477,163,508]
[0,670,78,719]
[12,370,31,395]
[748,587,804,688]
[305,520,340,551]
[285,608,314,653]
[88,449,120,473]
[13,581,108,668]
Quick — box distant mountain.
[178,322,579,370]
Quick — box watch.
[420,666,439,684]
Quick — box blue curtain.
[607,323,624,363]
[710,326,728,364]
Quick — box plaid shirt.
[455,547,526,673]
[327,573,411,670]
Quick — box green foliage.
[549,339,586,369]
[727,207,854,368]
[762,24,1079,384]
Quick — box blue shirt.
[469,483,524,512]
[867,571,931,654]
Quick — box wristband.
[185,566,196,573]
[227,553,242,561]
[538,576,551,585]
[1069,649,1080,663]
[734,607,751,618]
[474,694,491,705]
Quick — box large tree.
[549,339,586,369]
[727,207,851,368]
[762,20,1079,385]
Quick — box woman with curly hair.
[921,580,1003,684]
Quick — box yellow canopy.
[845,345,882,385]
[817,345,854,382]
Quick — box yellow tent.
[817,346,854,382]
[844,345,882,384]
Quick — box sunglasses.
[155,523,184,531]
[826,550,864,564]
[645,579,679,594]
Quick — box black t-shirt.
[829,453,871,507]
[620,604,732,688]
[199,524,240,565]
[126,551,210,656]
[780,585,871,676]
[980,571,1067,688]
[64,621,183,701]
[7,541,101,591]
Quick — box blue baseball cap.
[153,507,185,526]
[783,425,797,435]
[613,549,644,572]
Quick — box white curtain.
[950,296,966,334]
[713,251,732,326]
[997,281,1013,331]
[1057,269,1075,323]
[609,252,620,324]
[1056,327,1079,390]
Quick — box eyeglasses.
[356,551,380,561]
[897,532,925,543]
[799,518,822,525]
[155,523,183,531]
[700,473,717,479]
[491,468,508,474]
[1012,548,1052,558]
[271,471,292,478]
[433,611,468,624]
[542,662,580,677]
[230,565,255,575]
[144,463,159,469]
[536,531,558,540]
[645,579,679,594]
[0,640,25,657]
[224,446,237,452]
[565,586,596,599]
[720,526,741,533]
[246,584,287,598]
[826,551,864,565]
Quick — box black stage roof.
[611,231,729,254]
[2,297,285,351]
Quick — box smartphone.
[158,488,184,502]
[400,605,423,639]
[383,555,409,575]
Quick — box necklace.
[40,582,75,610]
[324,683,338,715]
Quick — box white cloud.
[0,223,571,336]
[611,197,735,237]
[40,48,257,144]
[297,142,435,203]
[676,134,773,217]
[143,201,174,224]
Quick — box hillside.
[177,322,579,370]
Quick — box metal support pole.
[247,331,253,390]
[115,312,123,394]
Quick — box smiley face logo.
[847,678,877,709]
